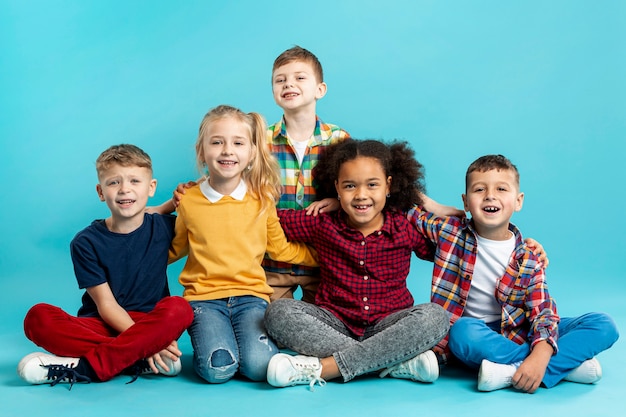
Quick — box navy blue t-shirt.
[70,213,176,317]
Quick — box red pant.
[23,296,194,382]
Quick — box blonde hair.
[96,144,152,178]
[195,105,281,214]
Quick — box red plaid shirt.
[278,209,434,337]
[406,206,559,359]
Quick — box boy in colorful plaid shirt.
[407,154,618,393]
[263,46,350,303]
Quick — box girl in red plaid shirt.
[265,139,450,389]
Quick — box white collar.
[200,178,247,202]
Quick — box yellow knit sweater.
[169,185,317,302]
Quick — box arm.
[145,180,199,215]
[87,282,135,333]
[87,282,182,374]
[267,209,318,266]
[420,193,465,218]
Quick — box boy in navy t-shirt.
[17,144,193,388]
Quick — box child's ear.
[461,193,469,212]
[96,184,105,202]
[316,82,327,100]
[149,179,157,198]
[515,192,524,212]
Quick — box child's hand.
[524,238,549,268]
[511,341,552,393]
[305,198,340,216]
[173,180,198,208]
[147,340,182,374]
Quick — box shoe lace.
[43,364,91,390]
[124,360,151,384]
[293,364,326,391]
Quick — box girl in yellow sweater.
[169,105,317,383]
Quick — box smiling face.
[96,164,156,232]
[200,115,254,195]
[271,60,327,114]
[335,156,391,237]
[462,168,524,240]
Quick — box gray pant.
[264,299,449,382]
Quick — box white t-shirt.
[290,139,309,165]
[463,232,515,323]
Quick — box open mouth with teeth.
[218,161,237,166]
[282,92,298,98]
[353,204,372,212]
[117,199,136,206]
[483,206,500,213]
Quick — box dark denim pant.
[265,299,449,382]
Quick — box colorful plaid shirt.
[278,208,435,337]
[263,116,350,275]
[406,206,559,360]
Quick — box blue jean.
[188,296,278,383]
[448,312,619,388]
[264,299,449,382]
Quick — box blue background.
[1,1,624,415]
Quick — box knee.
[589,312,620,345]
[159,296,194,327]
[264,299,295,335]
[448,317,482,351]
[24,303,55,339]
[195,348,238,384]
[425,303,451,333]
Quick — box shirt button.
[359,260,364,265]
[377,231,382,235]
[363,276,369,280]
[361,241,366,246]
[362,297,368,302]
[364,306,370,311]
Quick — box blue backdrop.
[1,0,625,322]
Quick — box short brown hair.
[96,144,152,177]
[465,154,519,189]
[272,45,324,82]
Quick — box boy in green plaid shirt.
[263,46,350,303]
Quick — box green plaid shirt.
[262,116,349,275]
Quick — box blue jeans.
[188,296,278,383]
[264,299,449,382]
[448,312,619,388]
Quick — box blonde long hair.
[195,105,281,214]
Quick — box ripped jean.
[265,299,449,382]
[188,296,278,383]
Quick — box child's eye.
[108,180,119,186]
[368,182,379,188]
[131,179,141,184]
[297,76,306,80]
[344,184,355,189]
[274,78,285,83]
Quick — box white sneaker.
[477,359,521,392]
[126,357,182,383]
[564,358,602,384]
[379,350,439,383]
[153,356,182,376]
[267,353,325,390]
[17,352,90,389]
